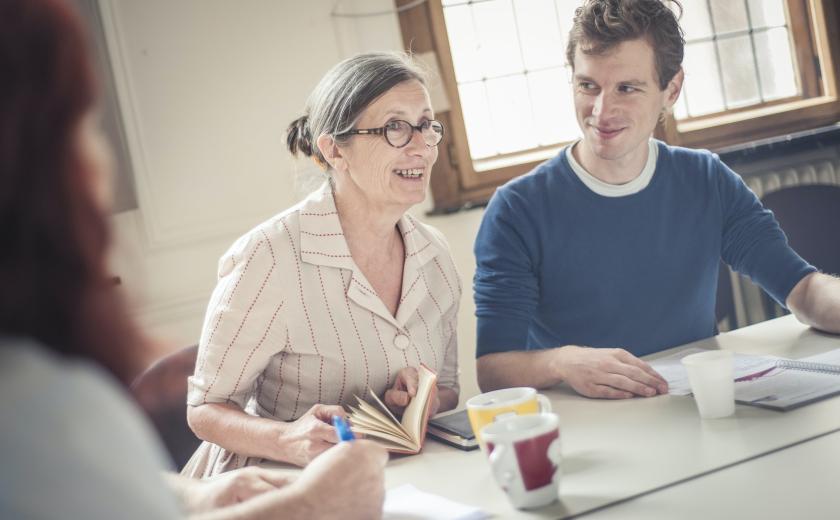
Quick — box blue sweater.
[474,141,815,358]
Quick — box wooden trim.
[787,0,821,98]
[425,0,486,191]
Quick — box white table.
[383,315,840,518]
[584,428,840,519]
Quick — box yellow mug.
[466,387,552,449]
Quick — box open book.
[348,364,437,454]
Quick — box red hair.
[0,0,145,384]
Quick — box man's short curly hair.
[566,0,685,89]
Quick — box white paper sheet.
[383,484,489,520]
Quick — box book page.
[400,364,437,442]
[351,402,409,439]
[735,369,840,409]
[351,425,418,451]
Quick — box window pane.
[472,0,523,78]
[458,82,496,159]
[747,0,786,28]
[754,27,798,100]
[718,35,761,107]
[680,0,714,40]
[443,5,483,83]
[682,41,725,116]
[709,0,749,34]
[553,0,578,46]
[528,68,578,146]
[513,0,565,71]
[484,75,536,155]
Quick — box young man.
[473,0,840,399]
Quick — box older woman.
[185,52,461,476]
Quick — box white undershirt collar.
[565,139,658,197]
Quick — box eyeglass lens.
[385,120,444,147]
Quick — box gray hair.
[286,51,427,168]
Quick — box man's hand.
[291,440,388,520]
[276,404,346,466]
[556,346,668,399]
[383,367,440,417]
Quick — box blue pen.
[332,415,355,442]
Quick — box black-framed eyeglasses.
[342,119,445,148]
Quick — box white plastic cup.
[681,350,735,419]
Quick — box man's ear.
[316,134,345,172]
[665,68,684,108]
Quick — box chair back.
[761,184,840,275]
[131,345,200,471]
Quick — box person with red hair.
[0,1,386,518]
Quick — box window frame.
[397,0,840,212]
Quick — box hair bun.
[286,115,313,157]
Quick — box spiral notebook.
[735,350,840,411]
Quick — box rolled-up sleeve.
[474,189,541,357]
[187,230,288,409]
[717,160,816,307]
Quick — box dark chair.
[760,184,840,315]
[130,345,201,471]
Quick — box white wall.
[103,0,483,401]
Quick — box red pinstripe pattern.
[301,250,352,258]
[400,271,422,303]
[225,302,284,403]
[202,243,275,402]
[399,274,421,304]
[316,265,347,403]
[406,242,431,257]
[433,257,456,304]
[301,230,344,237]
[280,218,324,404]
[399,331,410,367]
[415,309,438,368]
[342,271,370,390]
[407,327,423,367]
[196,249,252,375]
[419,268,448,345]
[354,280,379,297]
[289,340,302,420]
[370,313,391,388]
[270,345,288,417]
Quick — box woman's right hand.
[277,404,346,467]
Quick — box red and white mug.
[481,413,562,510]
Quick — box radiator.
[724,146,840,329]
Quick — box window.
[397,0,840,211]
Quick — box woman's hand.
[383,367,440,418]
[276,404,346,467]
